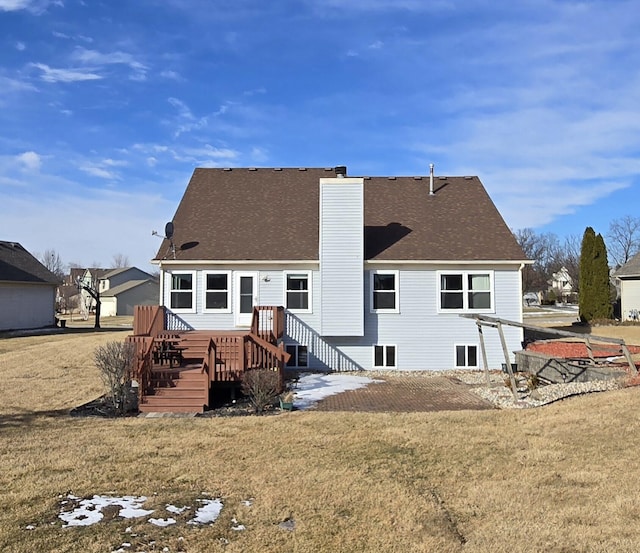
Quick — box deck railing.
[245,333,290,390]
[132,305,166,337]
[126,335,155,404]
[251,305,285,343]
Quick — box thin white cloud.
[15,41,26,51]
[17,151,42,171]
[160,70,181,80]
[79,163,119,180]
[70,47,148,81]
[0,0,62,13]
[30,62,102,83]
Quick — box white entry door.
[235,272,258,327]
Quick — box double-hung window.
[371,270,399,312]
[373,345,396,368]
[203,271,230,312]
[439,271,493,312]
[170,272,195,312]
[285,272,311,312]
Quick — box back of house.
[152,166,527,371]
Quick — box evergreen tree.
[579,227,596,322]
[579,227,612,322]
[593,233,613,320]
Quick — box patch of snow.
[59,495,153,527]
[187,498,223,525]
[166,504,189,514]
[25,525,36,530]
[241,499,253,507]
[231,517,245,531]
[293,373,382,410]
[149,517,177,527]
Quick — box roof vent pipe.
[334,165,347,178]
[429,163,435,195]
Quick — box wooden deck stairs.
[128,306,289,414]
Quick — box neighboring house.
[0,241,60,331]
[548,266,574,302]
[100,267,159,316]
[152,166,528,371]
[73,266,158,317]
[76,268,109,318]
[614,253,640,321]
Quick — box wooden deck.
[127,305,289,414]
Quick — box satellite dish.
[164,222,174,240]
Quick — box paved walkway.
[313,375,495,412]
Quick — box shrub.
[94,341,136,415]
[241,369,280,414]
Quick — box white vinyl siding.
[161,263,524,372]
[319,177,364,336]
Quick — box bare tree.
[606,215,640,268]
[38,248,66,281]
[111,253,130,268]
[513,228,562,292]
[77,274,103,329]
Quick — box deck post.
[476,322,491,387]
[497,322,518,400]
[621,344,638,376]
[584,337,595,364]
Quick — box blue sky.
[1,0,639,271]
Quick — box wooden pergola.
[461,314,638,400]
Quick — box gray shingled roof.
[615,252,640,278]
[0,241,60,284]
[102,279,157,297]
[155,168,526,262]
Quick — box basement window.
[286,344,308,368]
[455,345,478,368]
[373,345,396,368]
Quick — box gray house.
[153,166,528,371]
[0,241,60,331]
[99,267,158,316]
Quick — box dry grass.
[2,329,640,552]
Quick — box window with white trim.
[286,344,308,368]
[285,272,311,312]
[455,345,478,368]
[170,272,195,311]
[373,345,396,368]
[439,271,493,312]
[371,270,399,312]
[203,271,230,312]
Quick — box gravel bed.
[362,369,623,409]
[453,370,622,409]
